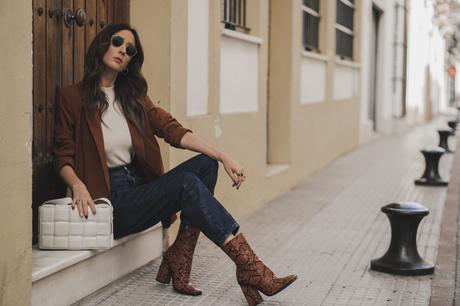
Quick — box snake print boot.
[222,233,297,306]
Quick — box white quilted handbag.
[38,197,113,250]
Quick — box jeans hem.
[216,222,240,247]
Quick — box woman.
[53,23,296,306]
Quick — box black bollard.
[438,129,453,153]
[370,202,434,275]
[448,120,458,131]
[414,147,448,186]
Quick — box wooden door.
[32,0,129,244]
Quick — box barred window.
[336,0,355,59]
[302,0,321,52]
[222,0,250,33]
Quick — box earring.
[122,68,129,75]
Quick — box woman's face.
[102,29,136,73]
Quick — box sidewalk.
[75,118,456,306]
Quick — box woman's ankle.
[222,233,236,246]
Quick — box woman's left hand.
[220,153,246,190]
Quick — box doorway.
[369,5,382,131]
[32,0,129,244]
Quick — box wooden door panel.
[33,0,46,167]
[32,0,47,244]
[46,0,60,160]
[114,0,129,24]
[85,0,97,52]
[106,0,114,26]
[62,0,74,87]
[97,0,108,33]
[73,0,86,83]
[32,0,129,245]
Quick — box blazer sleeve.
[53,87,76,172]
[144,97,192,148]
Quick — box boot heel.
[155,259,171,284]
[239,284,263,306]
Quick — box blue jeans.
[109,154,240,247]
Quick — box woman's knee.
[197,154,218,173]
[176,172,201,191]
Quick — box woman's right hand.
[71,182,96,218]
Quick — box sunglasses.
[111,35,138,57]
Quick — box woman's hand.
[220,153,246,190]
[71,182,97,218]
[178,132,246,189]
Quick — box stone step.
[32,224,163,306]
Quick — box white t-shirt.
[100,86,133,167]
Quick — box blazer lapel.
[84,111,110,192]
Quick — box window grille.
[302,0,320,52]
[336,0,355,59]
[222,0,250,33]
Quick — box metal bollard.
[438,129,454,153]
[370,202,434,275]
[414,147,448,186]
[448,120,458,131]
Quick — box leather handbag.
[38,197,113,250]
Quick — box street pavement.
[75,117,455,306]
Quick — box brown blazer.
[53,82,191,228]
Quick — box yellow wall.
[0,1,33,305]
[132,0,361,237]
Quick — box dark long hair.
[82,23,147,130]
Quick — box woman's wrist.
[71,181,85,190]
[216,151,229,163]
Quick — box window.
[302,0,321,52]
[336,0,355,59]
[221,0,250,33]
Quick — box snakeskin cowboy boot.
[222,233,297,306]
[155,224,202,295]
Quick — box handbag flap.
[40,197,111,206]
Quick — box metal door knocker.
[63,8,86,28]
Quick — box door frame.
[369,3,383,132]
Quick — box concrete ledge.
[221,28,263,45]
[265,163,289,178]
[32,224,163,306]
[429,132,460,306]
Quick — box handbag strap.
[93,197,111,206]
[42,197,112,206]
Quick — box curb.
[429,133,460,306]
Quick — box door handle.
[63,8,86,28]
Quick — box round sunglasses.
[111,35,137,57]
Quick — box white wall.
[430,31,447,113]
[334,64,358,100]
[456,62,460,98]
[406,0,447,118]
[187,0,209,116]
[300,53,327,104]
[406,0,431,116]
[360,0,418,141]
[220,32,260,113]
